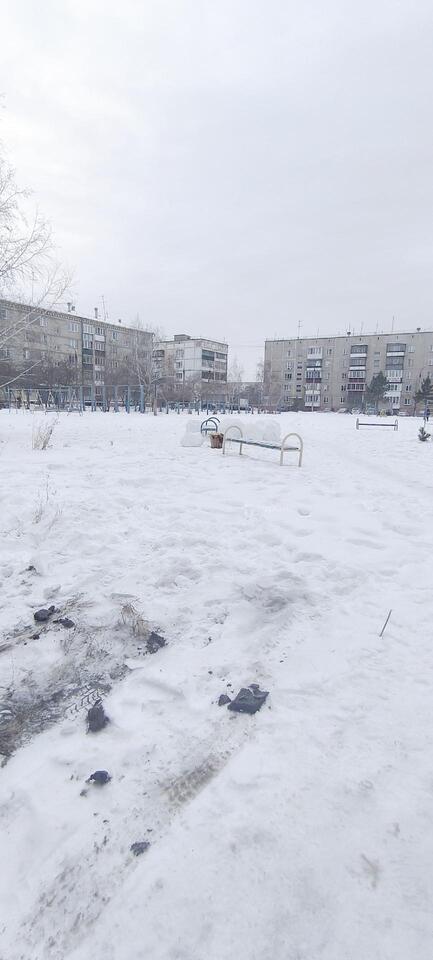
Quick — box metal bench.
[222,425,303,466]
[201,416,220,435]
[356,418,398,431]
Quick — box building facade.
[264,330,433,412]
[0,299,152,394]
[153,334,228,398]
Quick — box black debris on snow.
[227,684,269,715]
[34,605,56,623]
[54,617,75,629]
[86,770,111,785]
[87,700,109,733]
[218,694,232,707]
[130,841,150,856]
[146,632,166,654]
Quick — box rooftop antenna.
[101,295,108,321]
[391,315,395,333]
[297,319,302,340]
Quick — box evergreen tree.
[414,376,432,413]
[365,372,390,413]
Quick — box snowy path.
[1,410,433,959]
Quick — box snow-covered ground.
[1,409,433,960]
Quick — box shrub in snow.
[32,417,58,450]
[418,426,430,442]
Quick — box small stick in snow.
[379,609,392,638]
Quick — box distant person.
[426,407,431,422]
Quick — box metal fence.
[0,384,260,415]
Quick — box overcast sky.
[2,0,433,376]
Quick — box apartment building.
[153,334,228,391]
[0,299,152,391]
[264,330,433,412]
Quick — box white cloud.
[2,0,433,372]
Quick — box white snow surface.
[1,410,433,960]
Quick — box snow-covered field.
[1,409,433,960]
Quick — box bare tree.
[0,148,70,387]
[130,318,174,413]
[226,357,244,406]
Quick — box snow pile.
[180,419,204,447]
[219,417,281,443]
[1,410,433,960]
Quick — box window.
[405,385,411,392]
[112,331,118,341]
[285,373,292,380]
[351,344,368,354]
[0,306,7,321]
[408,346,415,353]
[324,397,329,403]
[69,321,79,333]
[39,317,48,327]
[216,352,226,360]
[429,360,433,366]
[407,358,413,367]
[83,324,94,335]
[327,348,332,355]
[68,339,77,349]
[374,360,380,367]
[286,350,291,357]
[68,354,77,365]
[404,398,411,405]
[286,361,293,370]
[83,355,93,365]
[95,340,105,352]
[1,347,10,358]
[96,326,104,336]
[342,372,347,379]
